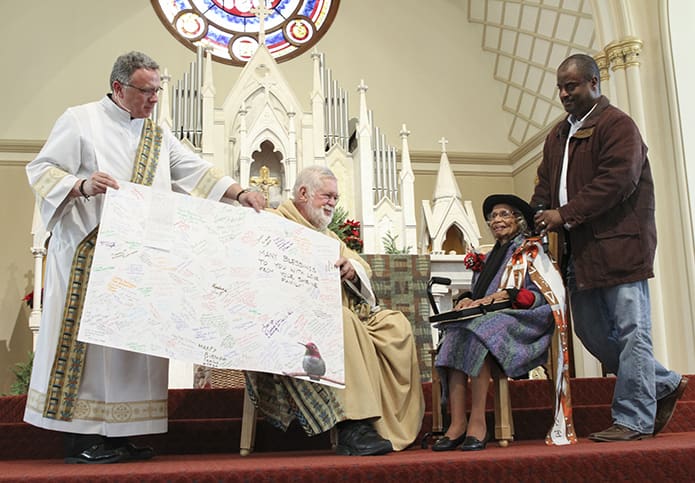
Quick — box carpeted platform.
[1,376,693,481]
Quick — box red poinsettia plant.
[463,250,486,272]
[22,289,43,309]
[339,219,363,252]
[328,205,364,253]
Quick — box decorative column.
[238,102,251,188]
[606,41,630,112]
[594,51,611,99]
[399,124,417,254]
[621,38,646,130]
[310,50,326,164]
[201,46,217,163]
[356,80,376,253]
[29,196,49,349]
[157,68,173,132]
[286,111,297,198]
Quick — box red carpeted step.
[1,376,692,460]
[3,434,695,483]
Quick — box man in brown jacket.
[532,53,687,442]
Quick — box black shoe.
[64,443,124,464]
[654,376,688,435]
[335,421,393,456]
[461,435,488,451]
[118,442,155,461]
[431,432,467,451]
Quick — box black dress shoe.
[461,435,488,451]
[335,420,393,456]
[431,432,467,451]
[118,442,155,461]
[64,443,124,464]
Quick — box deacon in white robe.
[24,51,265,463]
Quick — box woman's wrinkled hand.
[463,290,510,308]
[454,297,474,310]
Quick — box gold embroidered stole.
[43,119,162,421]
[502,238,577,445]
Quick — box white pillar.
[399,124,417,254]
[29,196,49,349]
[286,111,297,198]
[157,68,173,131]
[606,41,630,112]
[356,80,376,253]
[238,102,251,188]
[310,50,326,164]
[201,47,217,162]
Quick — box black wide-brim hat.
[483,194,535,230]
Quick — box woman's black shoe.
[431,432,467,451]
[461,435,488,451]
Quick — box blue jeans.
[567,260,681,433]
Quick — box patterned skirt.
[435,306,554,379]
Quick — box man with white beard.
[245,165,425,455]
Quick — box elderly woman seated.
[433,194,559,451]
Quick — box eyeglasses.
[123,83,163,97]
[486,209,516,222]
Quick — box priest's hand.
[336,257,357,282]
[75,172,120,199]
[237,190,266,212]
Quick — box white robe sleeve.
[26,109,86,231]
[164,130,235,201]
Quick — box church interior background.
[1,0,694,393]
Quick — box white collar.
[567,102,598,128]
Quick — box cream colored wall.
[0,159,37,394]
[0,1,516,393]
[513,158,541,205]
[1,0,513,154]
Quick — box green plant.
[382,231,411,254]
[328,205,363,252]
[327,204,349,234]
[9,351,33,395]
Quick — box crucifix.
[251,1,272,46]
[249,165,280,205]
[438,137,448,154]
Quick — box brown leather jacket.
[531,96,656,290]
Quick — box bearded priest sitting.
[245,165,425,456]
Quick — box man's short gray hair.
[292,165,337,199]
[109,51,160,90]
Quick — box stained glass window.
[151,0,340,66]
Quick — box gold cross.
[249,165,280,204]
